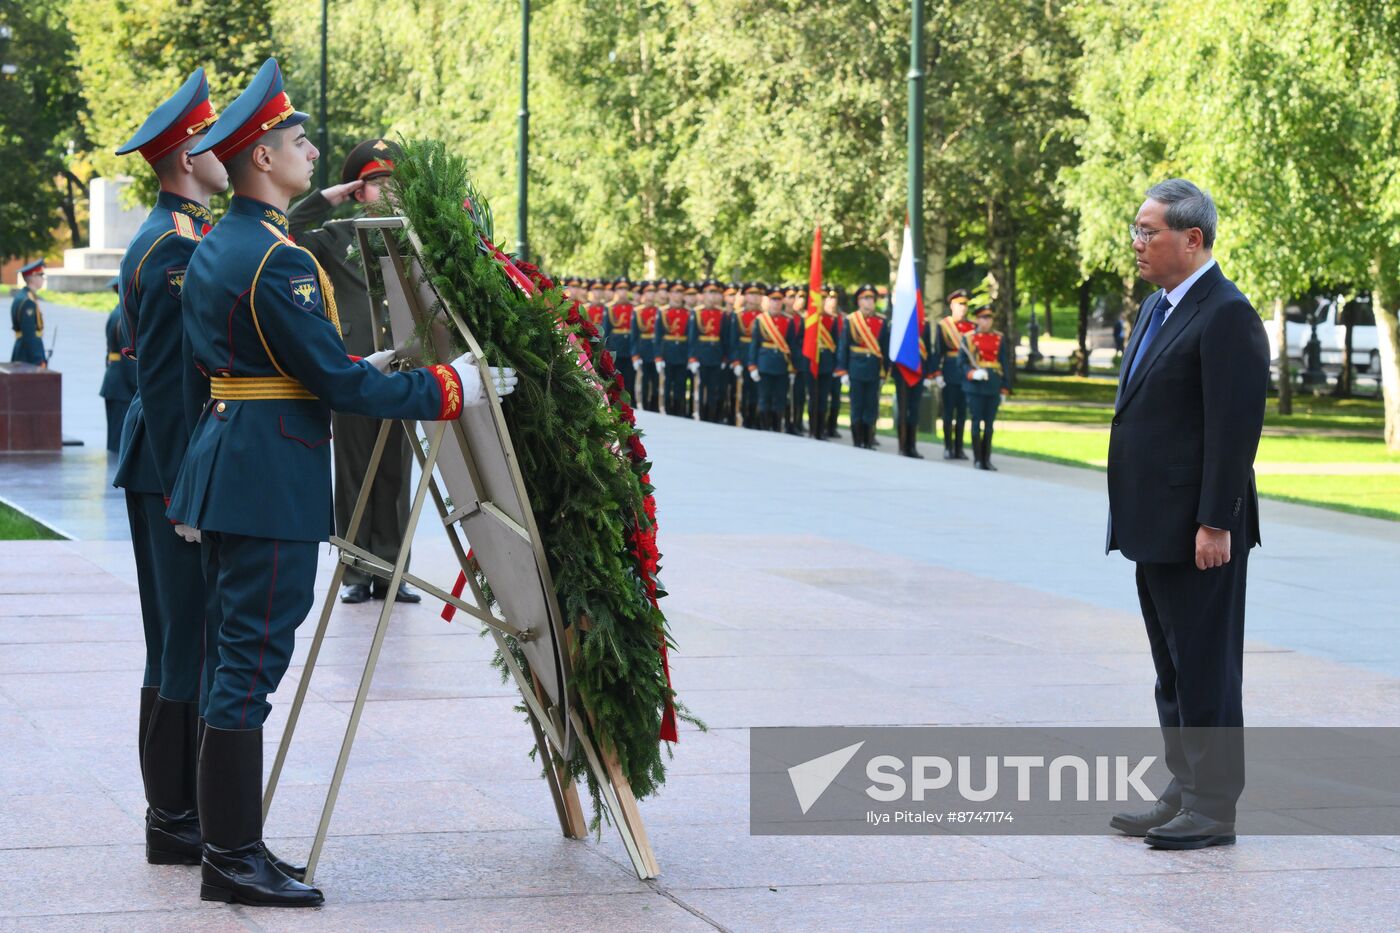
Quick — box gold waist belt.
[107,352,122,362]
[697,336,721,342]
[663,335,687,341]
[209,375,317,400]
[851,346,877,355]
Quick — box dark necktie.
[1126,294,1170,383]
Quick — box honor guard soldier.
[688,278,727,422]
[807,284,841,439]
[631,280,661,411]
[835,284,889,449]
[585,278,608,330]
[9,260,47,366]
[784,285,810,435]
[820,285,845,438]
[932,288,976,459]
[109,69,226,871]
[604,276,636,403]
[656,279,693,416]
[100,276,138,452]
[166,58,517,908]
[747,284,802,431]
[735,283,765,427]
[562,276,582,302]
[720,282,740,424]
[962,304,1013,470]
[288,137,423,605]
[892,312,935,459]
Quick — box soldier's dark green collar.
[229,194,290,235]
[156,190,214,225]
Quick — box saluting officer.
[962,304,1014,470]
[688,278,727,422]
[100,276,138,453]
[835,284,889,449]
[109,69,227,869]
[630,280,661,411]
[747,284,802,432]
[932,288,976,460]
[604,276,636,403]
[166,58,516,908]
[656,279,693,416]
[287,137,424,605]
[10,260,47,366]
[816,284,843,439]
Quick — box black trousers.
[662,365,689,416]
[809,372,832,435]
[638,360,660,412]
[698,365,726,422]
[1135,553,1249,821]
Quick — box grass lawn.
[0,501,62,540]
[2,285,114,313]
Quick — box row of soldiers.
[560,277,1013,466]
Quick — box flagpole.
[907,0,926,287]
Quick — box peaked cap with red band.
[115,68,219,165]
[340,137,400,185]
[189,58,309,163]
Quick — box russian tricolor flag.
[888,223,925,387]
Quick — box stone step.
[61,247,125,271]
[43,269,118,293]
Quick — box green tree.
[0,0,83,260]
[68,0,273,205]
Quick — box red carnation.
[613,372,626,393]
[567,302,582,326]
[597,350,616,378]
[618,401,636,425]
[626,433,647,461]
[580,320,599,340]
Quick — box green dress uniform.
[168,58,470,908]
[287,141,416,603]
[108,68,223,870]
[604,298,636,403]
[961,326,1014,470]
[9,263,46,366]
[785,291,809,436]
[735,287,764,428]
[932,309,976,459]
[656,302,693,416]
[100,296,138,453]
[688,296,728,422]
[746,308,802,432]
[630,295,661,412]
[834,301,889,449]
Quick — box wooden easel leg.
[301,422,448,884]
[530,676,587,839]
[264,419,395,819]
[568,709,659,880]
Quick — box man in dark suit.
[1105,179,1269,850]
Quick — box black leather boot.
[983,429,997,471]
[139,686,158,772]
[971,430,985,469]
[194,720,306,881]
[942,420,955,459]
[198,724,323,907]
[954,419,969,459]
[144,697,202,865]
[905,425,924,459]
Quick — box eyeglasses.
[1129,224,1169,244]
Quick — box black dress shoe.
[1144,808,1236,850]
[371,580,422,603]
[339,583,371,604]
[1109,798,1180,836]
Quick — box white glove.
[174,523,201,544]
[632,355,642,366]
[972,368,989,381]
[841,375,850,387]
[447,351,518,408]
[365,349,395,374]
[788,373,796,386]
[731,363,743,377]
[656,360,666,371]
[923,377,935,389]
[749,369,761,382]
[934,375,946,389]
[687,360,700,374]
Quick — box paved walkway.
[1,304,1398,931]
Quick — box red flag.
[803,224,822,377]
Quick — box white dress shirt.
[1161,257,1216,320]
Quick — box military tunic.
[835,311,889,429]
[100,306,138,452]
[656,305,693,416]
[735,308,763,428]
[603,302,636,404]
[630,304,661,412]
[962,328,1014,448]
[747,311,802,428]
[808,311,841,438]
[287,189,415,592]
[688,305,727,422]
[169,195,464,730]
[933,315,976,452]
[9,287,45,365]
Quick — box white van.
[1265,293,1380,374]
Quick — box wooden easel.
[262,216,658,882]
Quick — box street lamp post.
[906,0,925,287]
[517,0,530,261]
[317,0,329,190]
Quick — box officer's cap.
[947,288,970,305]
[116,69,219,165]
[341,138,400,185]
[854,284,878,299]
[974,304,994,317]
[19,259,45,276]
[767,285,786,299]
[191,58,309,162]
[613,275,633,288]
[684,281,700,295]
[743,282,765,295]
